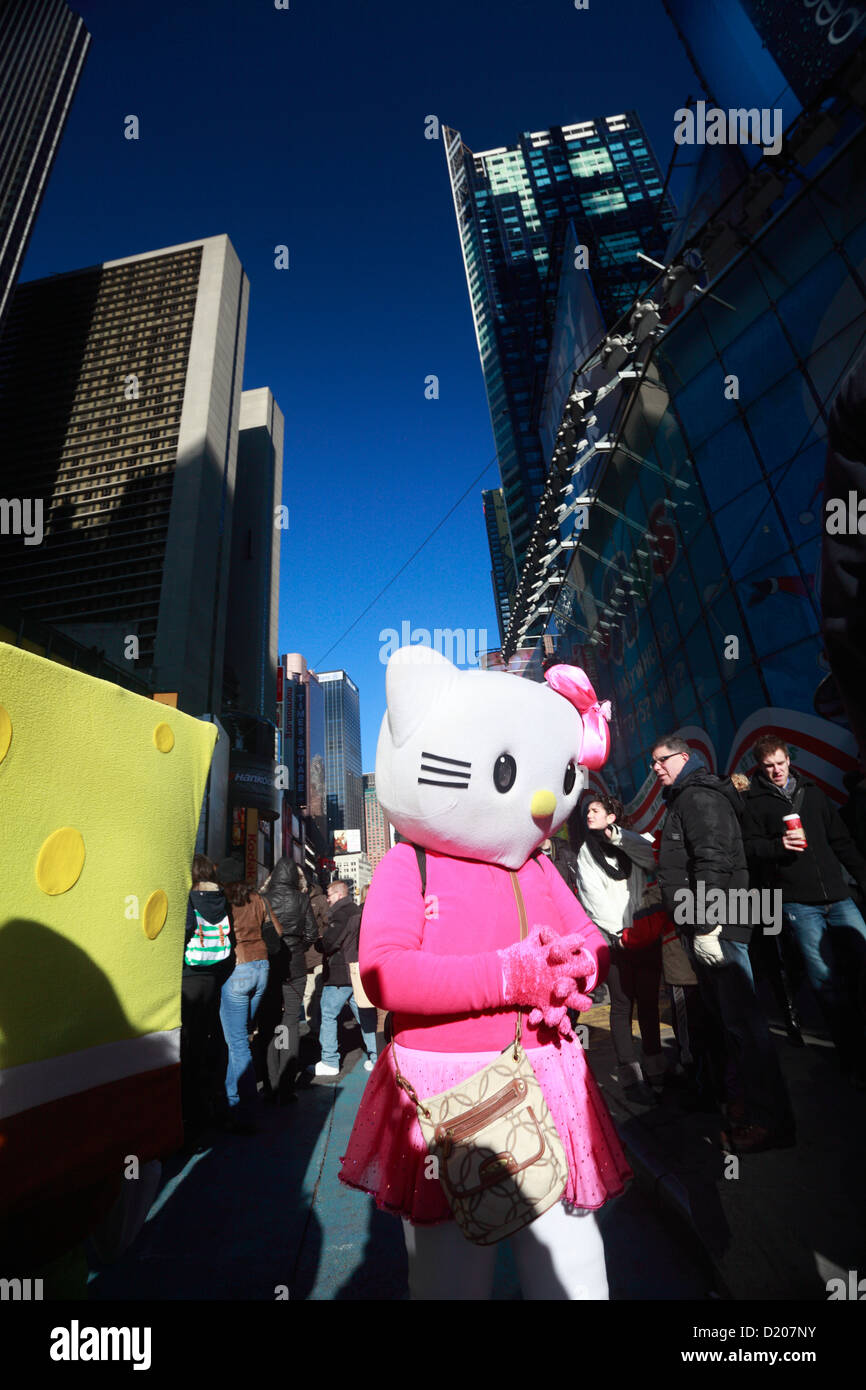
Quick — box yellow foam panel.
[0,643,217,1070]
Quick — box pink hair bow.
[544,665,611,769]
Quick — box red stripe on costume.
[0,1063,182,1212]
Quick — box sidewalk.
[584,984,866,1300]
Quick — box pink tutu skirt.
[338,1035,632,1225]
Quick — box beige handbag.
[349,959,374,1009]
[394,871,568,1245]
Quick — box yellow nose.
[530,789,557,818]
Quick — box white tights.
[402,1201,609,1301]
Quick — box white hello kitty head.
[375,646,611,870]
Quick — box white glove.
[692,925,725,967]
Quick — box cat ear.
[386,645,456,748]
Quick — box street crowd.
[180,731,866,1161]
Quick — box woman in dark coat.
[261,857,317,1102]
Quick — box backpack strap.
[412,843,426,897]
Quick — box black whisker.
[418,779,471,789]
[421,751,472,768]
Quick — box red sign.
[276,665,284,703]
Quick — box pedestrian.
[314,880,378,1076]
[304,874,331,1032]
[652,734,795,1153]
[260,856,317,1102]
[742,735,866,1088]
[217,859,278,1134]
[731,772,805,1045]
[572,794,663,1102]
[181,854,234,1139]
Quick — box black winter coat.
[317,897,361,988]
[262,860,317,978]
[741,770,866,905]
[539,838,581,895]
[657,763,750,942]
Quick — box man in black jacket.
[313,881,378,1077]
[652,734,794,1152]
[742,735,866,1087]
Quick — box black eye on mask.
[563,761,577,795]
[493,753,517,793]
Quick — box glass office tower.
[445,112,675,628]
[0,0,90,337]
[533,121,866,825]
[318,669,364,848]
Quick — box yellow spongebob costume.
[0,642,217,1259]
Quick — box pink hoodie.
[359,842,609,1053]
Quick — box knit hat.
[218,856,244,884]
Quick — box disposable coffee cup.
[783,813,807,847]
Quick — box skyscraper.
[363,771,391,872]
[444,114,675,620]
[0,234,249,715]
[0,0,90,338]
[277,652,327,847]
[482,487,515,643]
[318,669,363,847]
[224,387,284,720]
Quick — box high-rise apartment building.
[224,388,284,719]
[444,114,675,621]
[363,772,391,872]
[0,235,249,715]
[318,669,363,847]
[0,0,90,338]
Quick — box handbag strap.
[508,870,528,1058]
[395,861,530,1100]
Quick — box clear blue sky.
[21,0,697,769]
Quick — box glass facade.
[0,0,90,335]
[445,112,676,623]
[542,126,866,828]
[482,486,515,642]
[318,669,364,849]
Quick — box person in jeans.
[181,854,234,1138]
[742,736,866,1089]
[572,794,661,1103]
[314,880,378,1077]
[653,734,795,1153]
[217,860,280,1133]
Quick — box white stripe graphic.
[0,1029,180,1120]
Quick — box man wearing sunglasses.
[651,734,794,1154]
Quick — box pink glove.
[499,928,599,1036]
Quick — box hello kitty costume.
[338,648,631,1298]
